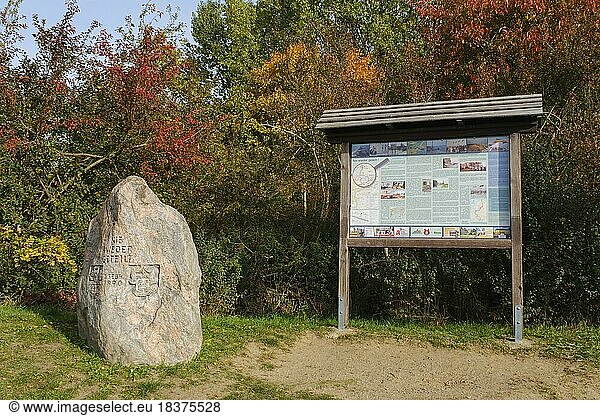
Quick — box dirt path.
[233,333,600,400]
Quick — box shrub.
[0,225,78,302]
[196,236,243,316]
[232,228,337,317]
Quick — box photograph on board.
[393,227,410,237]
[352,144,370,158]
[443,157,458,168]
[467,137,488,152]
[350,227,366,238]
[375,227,394,237]
[460,161,487,172]
[389,142,408,155]
[426,139,447,154]
[443,227,461,238]
[408,141,427,155]
[460,227,479,238]
[493,228,511,239]
[370,143,390,156]
[487,137,510,152]
[433,178,449,190]
[381,180,406,199]
[422,178,432,192]
[446,138,467,153]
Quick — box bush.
[193,229,336,317]
[0,225,78,302]
[233,228,337,317]
[196,236,243,316]
[350,248,512,323]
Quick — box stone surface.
[77,176,202,365]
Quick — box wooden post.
[510,133,524,342]
[338,142,351,330]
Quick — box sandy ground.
[231,333,600,400]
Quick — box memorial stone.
[77,176,202,365]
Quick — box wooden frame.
[510,133,524,341]
[336,133,524,341]
[338,142,351,330]
[319,95,542,341]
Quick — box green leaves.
[192,0,261,93]
[1,0,599,324]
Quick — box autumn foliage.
[407,0,599,100]
[252,44,382,130]
[1,0,599,323]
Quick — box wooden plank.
[321,119,540,144]
[347,238,511,249]
[318,103,543,123]
[510,133,524,341]
[318,110,541,129]
[318,101,542,124]
[319,94,542,117]
[338,142,351,330]
[316,108,543,130]
[319,102,542,122]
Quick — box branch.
[61,152,104,158]
[36,175,55,202]
[83,151,115,173]
[57,150,116,196]
[260,122,331,218]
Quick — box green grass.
[0,304,322,399]
[528,325,600,365]
[1,303,600,400]
[350,318,600,365]
[350,319,513,349]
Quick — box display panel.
[349,137,511,239]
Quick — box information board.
[349,137,511,239]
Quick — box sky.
[9,0,200,56]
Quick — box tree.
[396,0,600,323]
[0,1,214,301]
[406,0,599,101]
[191,0,261,94]
[191,0,416,97]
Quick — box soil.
[231,332,600,400]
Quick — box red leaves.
[53,79,68,94]
[96,28,180,110]
[92,30,114,59]
[0,127,27,153]
[83,25,215,175]
[409,0,599,98]
[60,116,100,132]
[143,110,213,177]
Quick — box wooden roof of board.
[315,94,543,143]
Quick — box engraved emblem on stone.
[128,264,160,297]
[88,265,103,284]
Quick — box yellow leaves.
[251,43,320,89]
[0,224,13,241]
[249,42,383,131]
[254,88,291,119]
[343,49,381,86]
[0,225,77,274]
